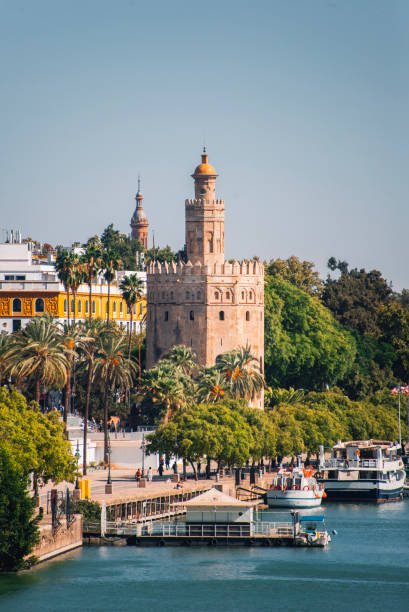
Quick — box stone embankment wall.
[33,514,83,562]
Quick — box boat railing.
[84,520,294,538]
[323,459,378,469]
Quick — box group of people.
[135,456,178,483]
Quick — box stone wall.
[33,515,83,562]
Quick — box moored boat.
[266,465,326,509]
[317,440,405,502]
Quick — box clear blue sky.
[1,0,408,288]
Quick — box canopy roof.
[184,488,253,507]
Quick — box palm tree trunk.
[128,308,133,361]
[72,290,77,324]
[107,282,111,323]
[64,358,71,423]
[83,356,93,475]
[104,376,110,464]
[67,287,70,326]
[35,378,41,405]
[88,281,92,322]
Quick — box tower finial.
[138,174,141,193]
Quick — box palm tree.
[163,345,197,376]
[0,332,13,387]
[119,273,145,359]
[77,318,107,474]
[138,362,186,424]
[93,332,137,462]
[102,249,122,323]
[196,367,227,403]
[82,245,102,322]
[56,251,84,325]
[60,322,84,424]
[216,344,264,401]
[6,315,68,403]
[56,251,74,326]
[266,387,305,409]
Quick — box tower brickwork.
[146,151,264,407]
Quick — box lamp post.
[107,434,112,486]
[75,440,80,490]
[141,432,146,478]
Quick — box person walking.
[158,464,164,477]
[135,468,141,484]
[148,466,152,482]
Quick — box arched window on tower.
[225,292,230,300]
[164,311,169,321]
[246,311,250,321]
[241,291,245,300]
[249,291,253,301]
[13,298,22,313]
[214,291,219,300]
[35,298,44,313]
[219,311,224,321]
[189,311,194,321]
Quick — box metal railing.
[323,459,379,469]
[84,520,294,538]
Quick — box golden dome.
[193,149,217,176]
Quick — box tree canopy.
[264,275,356,390]
[0,387,76,484]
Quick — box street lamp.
[141,432,146,478]
[75,440,80,490]
[107,434,112,486]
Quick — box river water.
[1,501,409,612]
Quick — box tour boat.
[295,515,331,547]
[317,440,405,502]
[266,466,326,509]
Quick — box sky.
[0,0,408,288]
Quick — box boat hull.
[266,492,323,509]
[318,480,403,503]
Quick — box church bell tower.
[130,178,149,249]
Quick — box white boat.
[317,440,405,502]
[266,465,325,509]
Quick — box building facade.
[0,243,146,333]
[146,150,264,405]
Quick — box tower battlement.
[185,198,225,208]
[147,259,264,277]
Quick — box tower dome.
[192,148,217,177]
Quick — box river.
[1,501,409,611]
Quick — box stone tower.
[130,179,149,249]
[146,150,264,407]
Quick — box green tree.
[120,273,145,359]
[0,447,40,572]
[266,256,324,296]
[323,259,392,335]
[264,275,356,389]
[0,387,76,484]
[6,316,67,404]
[162,345,197,376]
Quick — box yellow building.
[0,243,146,333]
